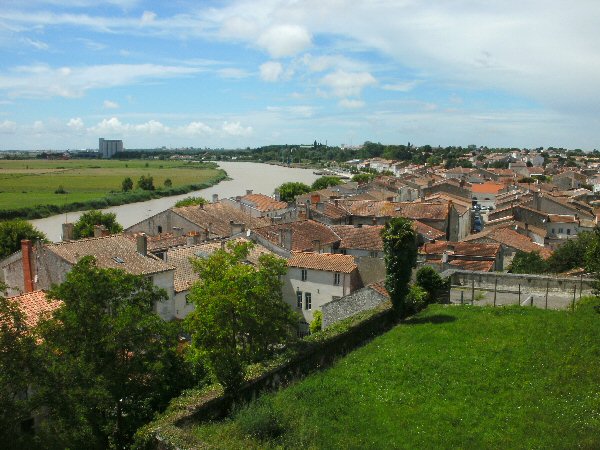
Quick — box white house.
[283,252,361,331]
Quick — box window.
[301,269,307,281]
[305,292,312,310]
[334,272,341,285]
[559,227,564,234]
[567,228,571,235]
[370,251,378,258]
[296,291,303,308]
[340,249,347,255]
[157,225,163,233]
[552,228,555,234]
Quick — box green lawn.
[0,159,224,211]
[190,303,600,449]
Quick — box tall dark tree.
[382,218,418,317]
[34,257,192,449]
[276,182,311,203]
[137,175,155,191]
[508,251,548,274]
[0,220,47,259]
[121,177,133,192]
[73,210,123,239]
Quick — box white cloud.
[321,70,376,98]
[67,117,84,130]
[140,11,156,24]
[222,121,253,136]
[32,120,44,132]
[266,105,315,117]
[257,25,311,58]
[0,120,17,133]
[218,68,249,79]
[181,121,214,136]
[382,81,420,92]
[339,99,365,109]
[0,63,203,98]
[24,38,48,50]
[103,100,119,109]
[259,61,283,82]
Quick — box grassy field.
[190,303,600,449]
[0,159,225,216]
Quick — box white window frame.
[334,272,341,285]
[301,269,308,281]
[305,292,312,310]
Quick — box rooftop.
[8,290,62,329]
[288,252,357,273]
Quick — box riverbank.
[0,159,227,220]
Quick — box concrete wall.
[126,210,212,237]
[173,291,196,320]
[322,286,388,328]
[0,250,25,297]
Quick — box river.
[30,162,320,242]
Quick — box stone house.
[321,281,389,328]
[221,191,295,222]
[284,252,361,331]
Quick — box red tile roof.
[288,252,357,273]
[412,220,446,240]
[254,220,340,252]
[330,225,384,251]
[471,182,505,194]
[369,281,390,298]
[421,242,501,258]
[9,290,62,329]
[240,193,288,212]
[547,214,577,223]
[449,259,495,271]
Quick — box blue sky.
[1,0,599,150]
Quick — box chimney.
[246,189,253,196]
[274,190,281,202]
[459,179,466,188]
[172,226,183,237]
[136,233,148,256]
[21,240,34,293]
[186,233,195,246]
[93,224,106,238]
[281,228,293,250]
[62,222,74,241]
[310,194,321,204]
[202,228,209,241]
[304,201,311,220]
[229,221,245,236]
[312,239,321,253]
[212,193,218,203]
[334,199,339,208]
[372,217,377,225]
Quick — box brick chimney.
[62,222,74,241]
[172,226,183,237]
[312,239,321,253]
[136,233,147,256]
[280,228,293,250]
[310,193,321,204]
[21,240,35,293]
[274,190,281,202]
[246,189,253,196]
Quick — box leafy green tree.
[546,232,594,273]
[351,173,374,183]
[34,257,193,449]
[309,310,322,333]
[164,178,172,188]
[508,251,549,274]
[0,219,47,259]
[137,175,155,191]
[584,227,600,294]
[0,289,37,447]
[382,217,418,317]
[276,182,311,203]
[121,177,133,192]
[311,176,342,191]
[415,266,449,304]
[405,284,428,314]
[175,196,208,207]
[73,210,123,239]
[185,241,297,392]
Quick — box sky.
[0,0,599,150]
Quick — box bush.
[309,311,322,333]
[54,185,67,194]
[415,266,449,304]
[235,398,284,441]
[405,284,428,315]
[175,196,207,207]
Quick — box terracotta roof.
[368,280,390,298]
[330,225,384,251]
[288,252,357,273]
[45,234,174,275]
[421,242,501,258]
[396,202,449,221]
[9,290,62,329]
[547,214,577,223]
[166,238,275,293]
[253,220,340,252]
[336,200,399,217]
[463,226,552,259]
[124,232,188,251]
[309,202,348,220]
[240,193,288,212]
[172,202,270,236]
[449,259,495,271]
[471,182,505,194]
[413,220,446,240]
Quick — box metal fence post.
[545,279,549,310]
[493,278,498,307]
[518,284,521,305]
[460,291,464,305]
[471,279,475,305]
[572,285,576,311]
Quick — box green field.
[189,303,600,449]
[0,159,225,218]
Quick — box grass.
[0,159,225,215]
[189,303,600,449]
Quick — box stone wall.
[322,285,389,328]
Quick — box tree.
[546,232,594,273]
[309,310,322,333]
[415,266,449,304]
[164,178,173,188]
[175,196,207,207]
[351,173,374,183]
[121,177,133,192]
[73,210,123,240]
[276,182,311,203]
[382,217,418,317]
[311,176,342,191]
[185,241,297,392]
[0,290,37,447]
[34,257,192,449]
[0,219,47,259]
[584,226,600,294]
[508,251,548,274]
[137,175,155,191]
